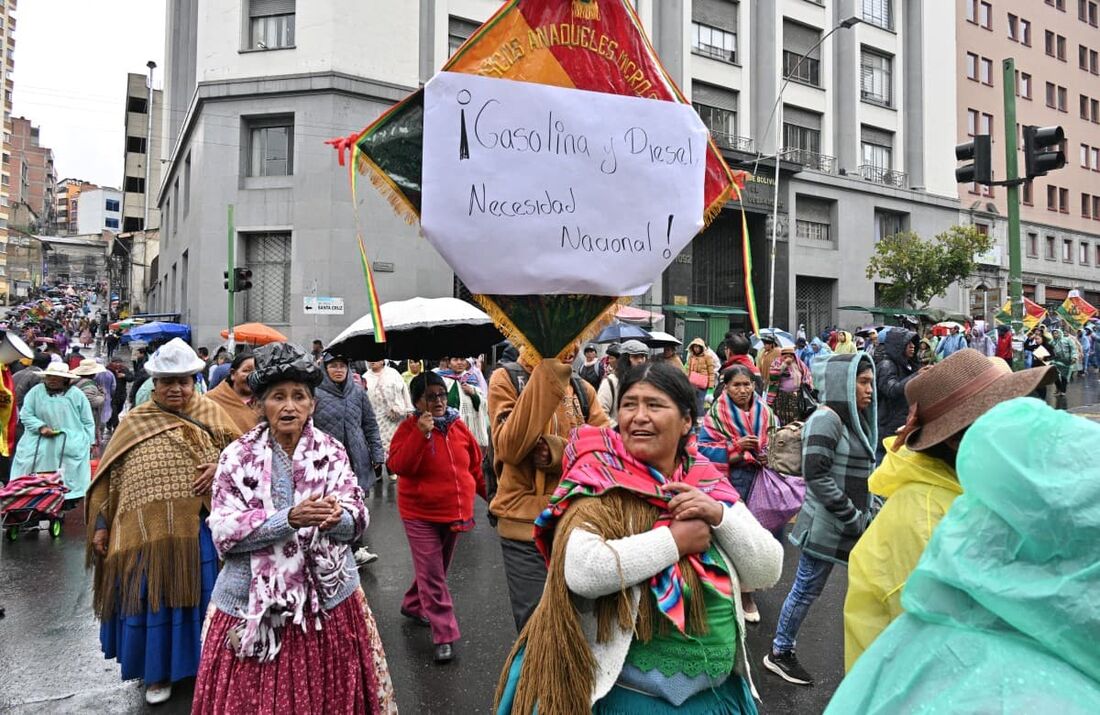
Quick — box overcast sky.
[12,1,165,188]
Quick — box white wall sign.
[304,296,345,315]
[421,72,707,296]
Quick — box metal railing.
[858,164,908,187]
[785,148,838,173]
[693,42,737,64]
[709,130,755,153]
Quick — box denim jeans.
[772,551,835,654]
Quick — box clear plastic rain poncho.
[826,398,1100,713]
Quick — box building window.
[692,83,742,149]
[692,23,738,64]
[784,121,821,154]
[783,21,822,87]
[873,209,907,242]
[1027,232,1039,257]
[244,232,292,324]
[1093,147,1100,169]
[1022,181,1033,205]
[861,0,892,30]
[966,52,979,81]
[979,57,994,85]
[448,16,480,57]
[1008,13,1019,39]
[124,176,145,193]
[172,179,180,235]
[861,131,893,170]
[106,218,119,229]
[248,0,295,50]
[1020,18,1032,45]
[1048,185,1058,210]
[1047,30,1056,56]
[1058,86,1068,111]
[1017,71,1032,99]
[1046,235,1056,259]
[126,96,147,114]
[979,1,992,28]
[1047,82,1057,108]
[1060,187,1070,213]
[1058,35,1067,60]
[245,116,293,177]
[1093,98,1100,121]
[1094,195,1100,218]
[796,219,832,243]
[967,108,978,136]
[105,199,120,212]
[126,136,147,154]
[860,49,893,105]
[1083,192,1092,217]
[184,153,191,215]
[1091,49,1099,73]
[1082,242,1091,263]
[1063,238,1074,262]
[1080,44,1089,69]
[1081,94,1090,118]
[1083,144,1091,167]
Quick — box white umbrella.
[644,330,683,347]
[327,296,504,361]
[751,328,797,350]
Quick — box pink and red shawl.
[697,390,776,475]
[535,426,739,633]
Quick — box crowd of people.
[2,284,1098,713]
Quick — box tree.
[865,225,994,309]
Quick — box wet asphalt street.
[2,377,1098,715]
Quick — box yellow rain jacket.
[843,436,963,671]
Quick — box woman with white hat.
[86,338,242,705]
[10,361,95,500]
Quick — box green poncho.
[827,398,1100,713]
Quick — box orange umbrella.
[220,323,287,345]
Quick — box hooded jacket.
[686,337,715,388]
[312,372,385,491]
[826,399,1100,713]
[875,329,918,443]
[843,436,962,670]
[789,353,877,565]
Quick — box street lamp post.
[755,15,862,331]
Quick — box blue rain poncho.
[826,398,1100,713]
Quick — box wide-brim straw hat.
[145,337,207,377]
[898,348,1054,452]
[72,358,106,377]
[42,362,78,380]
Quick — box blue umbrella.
[595,323,652,344]
[120,321,192,345]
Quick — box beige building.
[0,0,17,300]
[122,71,162,233]
[957,0,1100,317]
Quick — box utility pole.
[1002,58,1024,330]
[226,205,236,353]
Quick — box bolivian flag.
[1056,294,1097,331]
[995,298,1047,330]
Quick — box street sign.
[304,296,345,315]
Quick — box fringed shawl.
[698,390,778,474]
[208,420,368,662]
[497,427,740,714]
[86,394,242,619]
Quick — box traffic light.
[234,267,254,291]
[223,270,231,291]
[955,135,992,185]
[1022,125,1066,179]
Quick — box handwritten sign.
[421,72,707,296]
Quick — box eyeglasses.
[424,392,448,403]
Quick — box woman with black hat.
[193,342,396,713]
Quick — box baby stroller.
[0,434,71,542]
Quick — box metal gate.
[244,232,292,324]
[795,277,834,338]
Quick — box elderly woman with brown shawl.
[495,363,782,715]
[204,351,258,433]
[87,339,241,706]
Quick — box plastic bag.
[746,467,805,533]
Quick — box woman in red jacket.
[387,371,485,664]
[996,325,1014,362]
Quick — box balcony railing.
[709,130,755,153]
[785,148,837,173]
[859,164,907,187]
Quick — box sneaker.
[763,651,814,686]
[354,547,379,566]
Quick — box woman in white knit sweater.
[495,363,783,715]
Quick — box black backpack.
[482,361,591,525]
